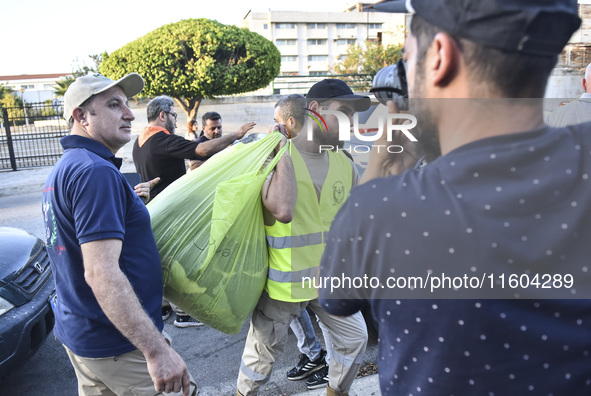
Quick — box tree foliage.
[333,40,403,89]
[0,83,11,99]
[0,92,24,125]
[71,53,104,78]
[53,76,75,97]
[100,18,281,120]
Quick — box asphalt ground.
[0,100,381,395]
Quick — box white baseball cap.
[63,72,145,122]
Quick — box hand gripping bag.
[147,132,287,333]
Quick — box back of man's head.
[378,0,581,98]
[147,96,175,122]
[202,111,221,126]
[275,94,306,128]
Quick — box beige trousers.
[64,332,196,396]
[237,291,367,395]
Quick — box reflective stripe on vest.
[268,266,319,283]
[266,232,324,249]
[264,144,353,302]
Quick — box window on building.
[276,39,297,46]
[264,24,268,29]
[20,85,34,90]
[368,23,383,29]
[281,56,298,62]
[337,55,349,61]
[276,23,296,29]
[309,71,327,76]
[308,55,328,62]
[336,39,356,45]
[307,23,327,29]
[307,39,327,46]
[336,23,356,29]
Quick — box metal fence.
[273,74,373,95]
[0,102,68,171]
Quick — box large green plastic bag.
[147,132,287,333]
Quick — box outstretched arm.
[194,122,256,157]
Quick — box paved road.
[0,168,379,395]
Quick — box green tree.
[72,53,105,78]
[100,18,281,120]
[0,93,24,126]
[0,83,11,99]
[333,40,403,89]
[53,76,75,97]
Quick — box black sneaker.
[162,306,172,321]
[173,315,204,328]
[287,349,327,381]
[305,365,329,390]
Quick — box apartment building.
[241,4,405,77]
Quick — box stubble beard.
[411,65,442,163]
[166,118,176,135]
[313,123,344,149]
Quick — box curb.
[292,374,380,396]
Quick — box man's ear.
[308,100,319,112]
[72,107,89,126]
[582,78,587,92]
[159,111,167,122]
[430,32,461,87]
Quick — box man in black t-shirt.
[189,111,223,170]
[133,96,255,199]
[133,95,255,328]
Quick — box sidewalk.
[0,149,384,396]
[0,166,53,197]
[293,374,381,396]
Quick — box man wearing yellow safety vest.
[236,80,370,396]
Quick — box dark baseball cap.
[307,79,371,111]
[373,0,581,57]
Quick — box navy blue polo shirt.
[43,135,164,358]
[320,123,591,395]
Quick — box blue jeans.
[290,308,323,361]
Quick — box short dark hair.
[147,96,175,122]
[275,94,306,127]
[410,15,557,98]
[202,111,221,125]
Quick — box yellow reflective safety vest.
[264,144,353,302]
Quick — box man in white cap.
[42,73,196,395]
